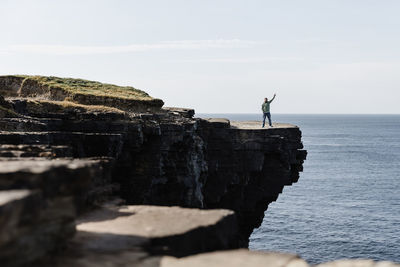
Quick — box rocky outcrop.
[0,77,306,265]
[1,75,392,267]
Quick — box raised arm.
[269,93,276,103]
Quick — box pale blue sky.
[1,0,399,113]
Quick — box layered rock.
[114,118,306,245]
[0,75,309,266]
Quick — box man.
[262,93,276,128]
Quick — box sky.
[1,0,399,114]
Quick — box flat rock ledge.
[39,203,238,266]
[74,204,237,257]
[231,120,298,129]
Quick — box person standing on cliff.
[262,94,276,128]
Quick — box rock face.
[1,75,393,267]
[115,118,306,245]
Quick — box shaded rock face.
[115,118,306,245]
[200,121,306,243]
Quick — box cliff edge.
[0,75,394,267]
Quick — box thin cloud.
[3,39,260,55]
[173,56,304,63]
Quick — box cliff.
[0,75,395,267]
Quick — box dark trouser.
[262,112,272,127]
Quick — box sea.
[197,114,400,264]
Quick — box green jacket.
[262,96,275,113]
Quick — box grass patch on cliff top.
[26,99,125,114]
[16,75,154,101]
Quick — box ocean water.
[197,114,400,264]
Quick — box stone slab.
[40,204,238,266]
[74,204,237,256]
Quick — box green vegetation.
[26,99,125,114]
[0,75,164,111]
[17,75,154,100]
